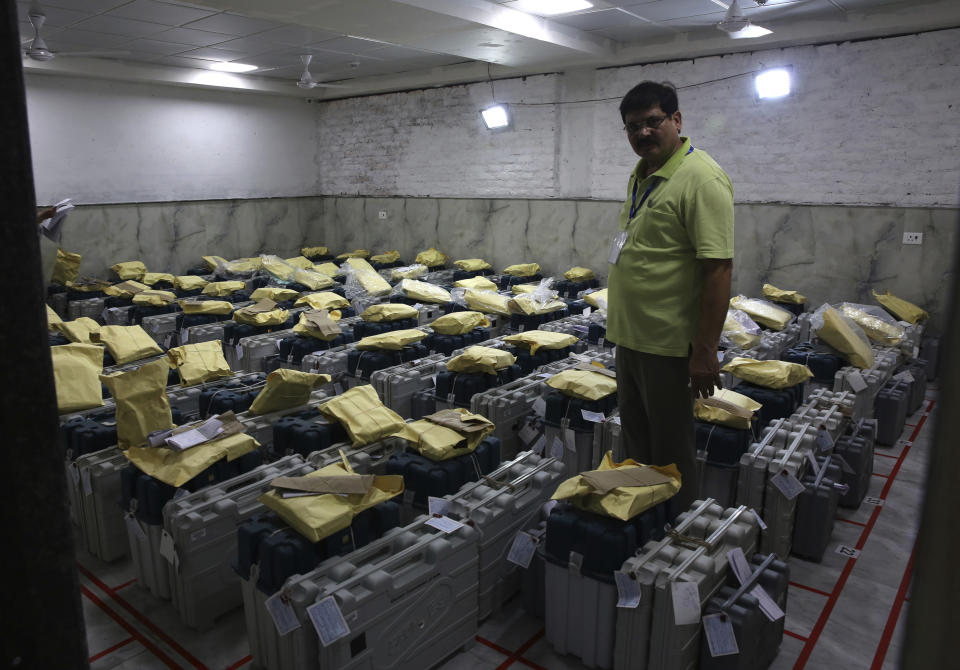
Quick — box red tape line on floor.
[790,581,832,598]
[80,585,181,669]
[477,636,549,670]
[89,636,136,662]
[222,654,253,670]
[785,630,809,642]
[870,541,917,669]
[495,628,545,670]
[791,400,933,670]
[78,563,209,670]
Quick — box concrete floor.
[78,386,936,670]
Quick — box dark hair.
[619,81,679,121]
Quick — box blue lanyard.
[629,145,694,219]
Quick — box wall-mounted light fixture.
[755,67,792,100]
[481,104,511,130]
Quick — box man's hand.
[690,345,721,398]
[37,206,56,225]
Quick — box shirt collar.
[632,136,692,182]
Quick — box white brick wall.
[317,29,960,208]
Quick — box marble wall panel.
[41,195,957,334]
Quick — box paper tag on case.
[671,580,701,625]
[770,470,805,500]
[614,571,641,609]
[581,410,606,423]
[307,596,351,647]
[236,344,244,360]
[425,516,465,534]
[752,585,785,621]
[726,548,752,585]
[532,435,546,456]
[506,531,537,569]
[518,421,539,447]
[703,613,740,657]
[749,508,768,531]
[427,496,450,517]
[549,436,564,460]
[847,371,867,392]
[266,591,302,636]
[125,513,147,542]
[159,529,177,565]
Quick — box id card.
[609,231,628,265]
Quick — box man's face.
[623,105,683,164]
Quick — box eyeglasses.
[623,115,669,134]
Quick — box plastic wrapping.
[583,288,608,311]
[811,303,874,369]
[508,278,566,316]
[729,295,793,331]
[721,308,762,350]
[284,256,314,270]
[838,302,904,345]
[293,268,335,290]
[341,258,392,299]
[462,289,512,316]
[259,255,297,282]
[213,257,260,279]
[389,264,428,281]
[393,278,451,304]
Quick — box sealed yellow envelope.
[392,408,495,460]
[430,311,490,335]
[55,317,101,344]
[125,432,260,488]
[50,343,104,413]
[722,357,813,389]
[141,272,175,287]
[285,256,314,269]
[179,299,233,315]
[694,389,762,430]
[762,283,807,305]
[46,304,62,332]
[814,306,875,369]
[564,267,595,282]
[258,459,403,542]
[583,289,608,310]
[293,268,335,291]
[398,279,451,304]
[100,358,173,448]
[293,310,343,341]
[301,246,330,258]
[318,385,406,447]
[132,290,176,307]
[552,452,681,521]
[504,331,578,355]
[51,249,82,285]
[111,261,147,281]
[248,369,331,415]
[729,295,792,331]
[105,281,149,299]
[454,276,498,291]
[453,259,491,272]
[415,248,447,267]
[93,325,164,365]
[463,289,511,316]
[370,250,401,264]
[202,280,246,297]
[356,329,427,351]
[547,369,617,401]
[503,263,540,277]
[872,289,928,324]
[166,341,232,386]
[360,303,419,322]
[251,287,300,303]
[446,346,517,375]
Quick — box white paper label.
[816,428,834,452]
[163,333,174,349]
[911,345,920,358]
[847,371,867,392]
[835,544,861,559]
[266,591,302,636]
[581,410,606,423]
[752,585,785,621]
[717,351,725,363]
[125,514,146,542]
[159,529,177,565]
[532,397,546,418]
[180,328,189,343]
[549,436,564,460]
[726,548,752,585]
[749,508,768,531]
[506,531,537,569]
[703,613,740,657]
[564,428,578,453]
[518,421,539,446]
[806,451,821,478]
[80,468,93,496]
[307,596,351,647]
[610,415,622,426]
[582,307,592,317]
[236,344,244,360]
[427,496,450,517]
[425,516,465,534]
[614,571,641,609]
[770,470,806,500]
[671,580,701,625]
[896,370,915,384]
[532,435,546,455]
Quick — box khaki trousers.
[615,344,698,514]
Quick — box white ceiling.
[18,0,960,98]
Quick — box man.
[606,81,734,512]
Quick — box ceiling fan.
[22,3,129,62]
[296,54,350,89]
[716,0,773,39]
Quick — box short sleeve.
[686,175,734,259]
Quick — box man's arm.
[690,258,732,398]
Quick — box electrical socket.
[902,232,923,245]
[378,210,387,220]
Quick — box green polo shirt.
[607,137,734,356]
